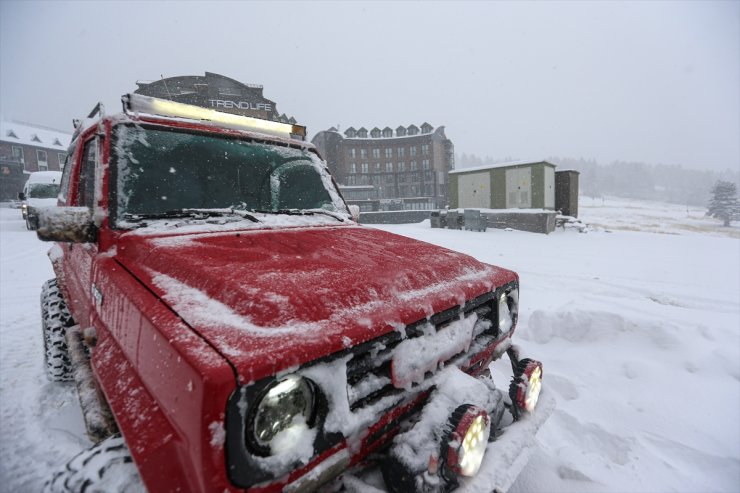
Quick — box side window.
[77,139,97,208]
[58,145,76,205]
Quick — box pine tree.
[707,181,740,226]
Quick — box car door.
[62,136,99,327]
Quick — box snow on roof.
[0,120,72,150]
[449,159,556,175]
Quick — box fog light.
[509,359,543,419]
[443,404,491,478]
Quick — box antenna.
[161,75,174,100]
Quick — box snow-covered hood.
[26,198,58,209]
[115,224,516,383]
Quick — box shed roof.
[449,159,556,175]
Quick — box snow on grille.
[344,292,498,412]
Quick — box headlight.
[498,287,519,334]
[248,375,316,455]
[442,404,491,479]
[509,359,543,419]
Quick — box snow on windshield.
[112,124,347,225]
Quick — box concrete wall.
[359,210,433,224]
[359,208,557,234]
[483,211,557,234]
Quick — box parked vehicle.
[37,92,549,493]
[18,170,62,230]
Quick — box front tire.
[41,279,75,381]
[26,215,37,230]
[43,434,145,493]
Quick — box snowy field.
[1,197,739,492]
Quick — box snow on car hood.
[115,223,516,383]
[26,198,58,209]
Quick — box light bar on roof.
[121,93,306,141]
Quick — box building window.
[410,146,417,156]
[412,172,420,182]
[374,162,381,173]
[372,148,380,159]
[361,162,369,173]
[350,148,356,159]
[422,159,430,170]
[6,130,18,139]
[31,134,42,143]
[385,162,393,172]
[421,144,429,155]
[385,148,392,158]
[360,149,367,159]
[37,150,48,170]
[398,161,405,172]
[58,153,67,168]
[11,146,24,166]
[398,174,406,183]
[350,163,357,173]
[397,147,405,158]
[410,161,417,171]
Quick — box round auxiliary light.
[443,404,491,478]
[248,375,315,455]
[509,359,543,419]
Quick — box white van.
[19,171,63,230]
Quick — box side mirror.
[348,205,361,222]
[36,207,97,243]
[18,192,26,201]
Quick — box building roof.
[0,120,72,150]
[449,159,556,175]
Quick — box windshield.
[111,124,347,223]
[28,183,60,199]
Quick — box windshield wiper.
[251,208,346,222]
[123,208,259,223]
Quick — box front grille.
[345,291,498,411]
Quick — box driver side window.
[76,139,97,209]
[58,145,76,205]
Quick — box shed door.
[544,166,555,209]
[505,167,532,208]
[458,171,490,209]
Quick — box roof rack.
[121,93,306,141]
[71,102,106,142]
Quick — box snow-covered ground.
[1,197,738,492]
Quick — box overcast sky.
[1,1,738,172]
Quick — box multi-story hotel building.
[312,124,454,210]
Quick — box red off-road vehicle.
[37,93,550,493]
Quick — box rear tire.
[43,434,145,493]
[41,279,75,381]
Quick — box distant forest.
[455,154,740,207]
